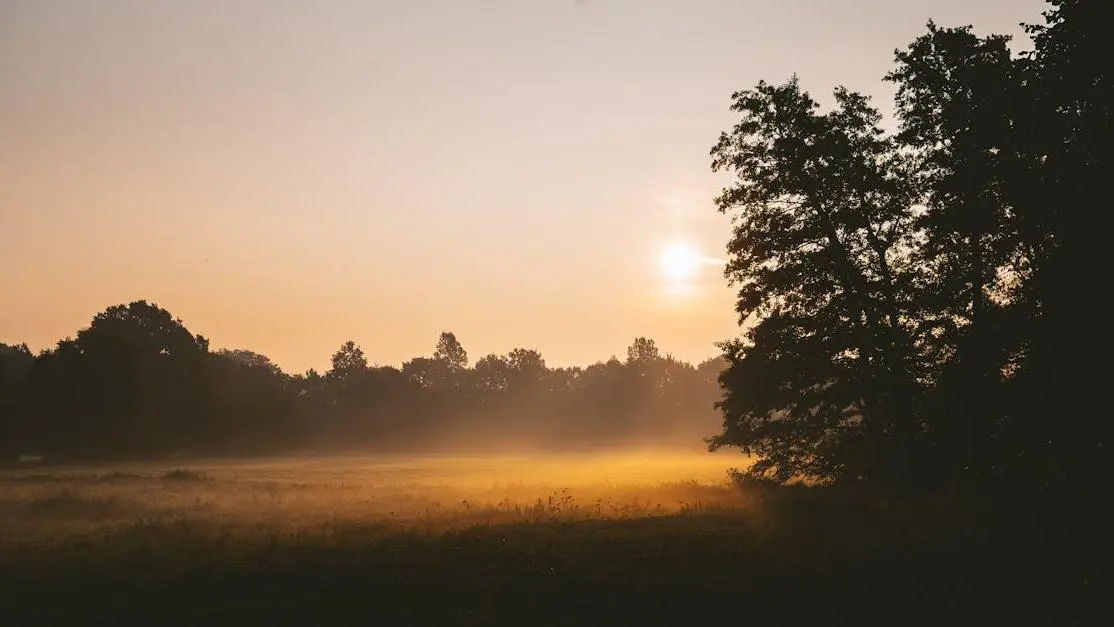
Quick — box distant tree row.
[0,301,725,461]
[709,0,1106,492]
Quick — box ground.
[0,452,1095,626]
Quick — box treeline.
[0,301,725,461]
[709,0,1106,492]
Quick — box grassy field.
[0,452,1094,626]
[0,452,742,539]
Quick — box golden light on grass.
[0,452,750,542]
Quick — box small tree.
[433,332,468,371]
[328,341,367,382]
[626,337,660,364]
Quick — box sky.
[0,0,1046,374]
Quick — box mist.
[0,301,729,465]
[0,451,746,541]
[0,1,1101,623]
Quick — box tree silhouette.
[1012,0,1109,490]
[17,301,211,458]
[434,332,468,371]
[626,337,660,364]
[328,341,368,382]
[474,354,511,393]
[884,23,1030,484]
[707,79,923,485]
[2,306,725,461]
[506,348,545,376]
[707,0,1107,492]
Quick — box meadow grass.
[0,453,1094,626]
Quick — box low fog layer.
[0,452,746,543]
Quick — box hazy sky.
[1,0,1044,373]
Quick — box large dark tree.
[707,78,923,485]
[1013,0,1109,490]
[885,23,1032,485]
[709,0,1106,491]
[25,301,210,457]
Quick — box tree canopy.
[708,0,1106,491]
[0,302,724,461]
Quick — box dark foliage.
[709,0,1107,493]
[0,304,724,462]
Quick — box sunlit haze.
[0,0,1044,373]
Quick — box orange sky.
[0,0,1043,374]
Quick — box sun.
[659,241,700,282]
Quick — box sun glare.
[659,242,701,282]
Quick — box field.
[0,451,743,541]
[0,452,1093,626]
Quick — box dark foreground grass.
[0,488,1098,627]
